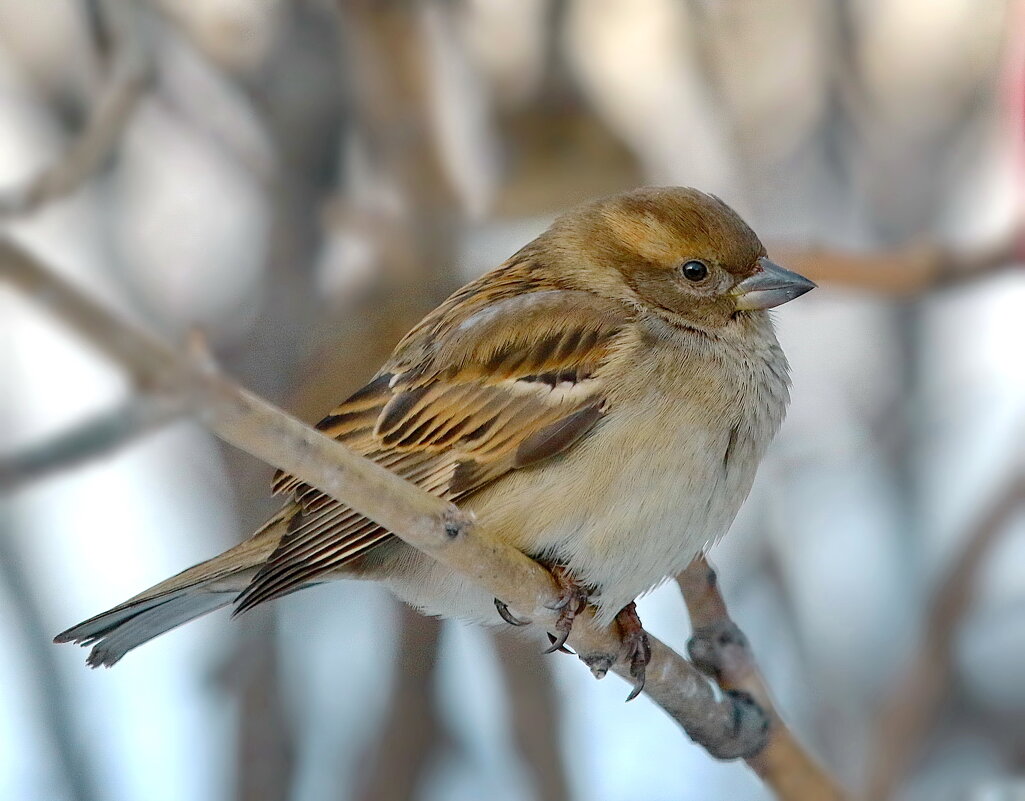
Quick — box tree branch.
[678,555,848,801]
[0,0,152,219]
[355,606,445,801]
[773,226,1023,297]
[0,394,185,492]
[1,238,770,763]
[491,631,571,801]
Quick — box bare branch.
[0,394,185,492]
[678,555,848,801]
[865,474,1025,801]
[0,0,152,219]
[1,238,769,763]
[773,227,1023,297]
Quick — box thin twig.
[0,394,185,493]
[865,474,1025,801]
[773,229,1023,297]
[1,238,768,762]
[0,0,152,219]
[678,555,848,801]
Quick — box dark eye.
[680,259,708,282]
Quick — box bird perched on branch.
[57,186,813,696]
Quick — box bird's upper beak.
[732,257,816,310]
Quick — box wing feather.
[236,289,631,611]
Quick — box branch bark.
[1,238,771,763]
[678,555,848,801]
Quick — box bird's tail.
[54,507,292,667]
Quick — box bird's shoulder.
[273,273,641,502]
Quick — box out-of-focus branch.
[491,633,571,801]
[356,607,444,801]
[224,613,296,801]
[678,555,848,801]
[0,510,100,801]
[335,7,485,797]
[865,473,1025,801]
[0,0,152,219]
[0,394,184,492]
[773,227,1023,297]
[1,239,768,763]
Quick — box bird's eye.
[680,260,709,282]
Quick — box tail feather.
[61,589,242,668]
[55,508,291,667]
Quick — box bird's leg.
[615,601,651,701]
[542,565,590,654]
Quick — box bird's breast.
[468,330,789,624]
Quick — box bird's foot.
[542,566,589,654]
[616,601,651,701]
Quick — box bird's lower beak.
[732,257,816,310]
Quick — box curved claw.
[545,632,575,655]
[543,626,572,654]
[625,656,648,702]
[539,566,589,655]
[494,597,530,626]
[616,602,652,703]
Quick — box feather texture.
[235,289,628,611]
[57,186,809,665]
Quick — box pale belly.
[378,393,764,627]
[375,318,788,626]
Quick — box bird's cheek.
[633,276,734,329]
[630,273,691,313]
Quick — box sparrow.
[57,186,814,691]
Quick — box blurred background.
[2,1,1024,800]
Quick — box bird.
[56,186,814,695]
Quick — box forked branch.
[679,555,847,801]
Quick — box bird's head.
[546,186,815,331]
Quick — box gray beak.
[733,257,816,311]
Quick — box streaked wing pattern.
[234,287,630,611]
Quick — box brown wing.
[234,289,631,611]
